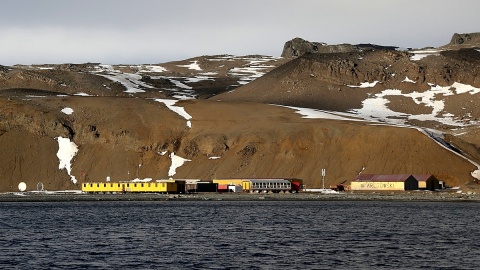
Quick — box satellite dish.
[18,182,27,192]
[37,182,44,192]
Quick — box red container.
[218,184,228,190]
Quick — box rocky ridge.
[281,37,398,57]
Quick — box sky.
[1,0,479,65]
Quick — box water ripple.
[1,201,480,269]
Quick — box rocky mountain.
[216,35,480,165]
[1,33,480,192]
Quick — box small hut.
[412,175,440,190]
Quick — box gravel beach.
[1,190,480,202]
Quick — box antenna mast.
[321,168,326,189]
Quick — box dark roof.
[412,175,435,181]
[353,174,414,182]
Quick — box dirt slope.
[0,95,477,192]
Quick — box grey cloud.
[1,0,479,65]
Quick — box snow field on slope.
[93,56,277,99]
[349,82,480,126]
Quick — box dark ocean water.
[1,200,480,269]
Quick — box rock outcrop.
[281,38,398,58]
[445,32,480,48]
[281,37,326,57]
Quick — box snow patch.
[409,49,441,61]
[168,153,191,177]
[351,94,408,125]
[347,81,380,88]
[279,105,365,122]
[138,65,167,73]
[154,99,192,128]
[471,170,480,181]
[55,137,78,184]
[177,61,202,71]
[184,76,215,83]
[450,82,480,95]
[402,76,416,83]
[61,107,74,115]
[100,73,151,93]
[170,79,192,90]
[130,178,153,182]
[94,64,154,93]
[172,94,196,100]
[305,189,339,194]
[229,66,268,85]
[199,72,218,76]
[74,92,93,96]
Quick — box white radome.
[18,182,27,192]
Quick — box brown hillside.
[2,36,480,192]
[0,95,477,192]
[212,48,480,164]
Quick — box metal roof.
[353,174,414,182]
[248,179,291,183]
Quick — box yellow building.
[82,180,177,193]
[213,179,245,186]
[351,174,418,191]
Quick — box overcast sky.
[1,0,479,65]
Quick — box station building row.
[350,174,442,191]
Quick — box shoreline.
[1,190,479,202]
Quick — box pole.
[321,168,326,189]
